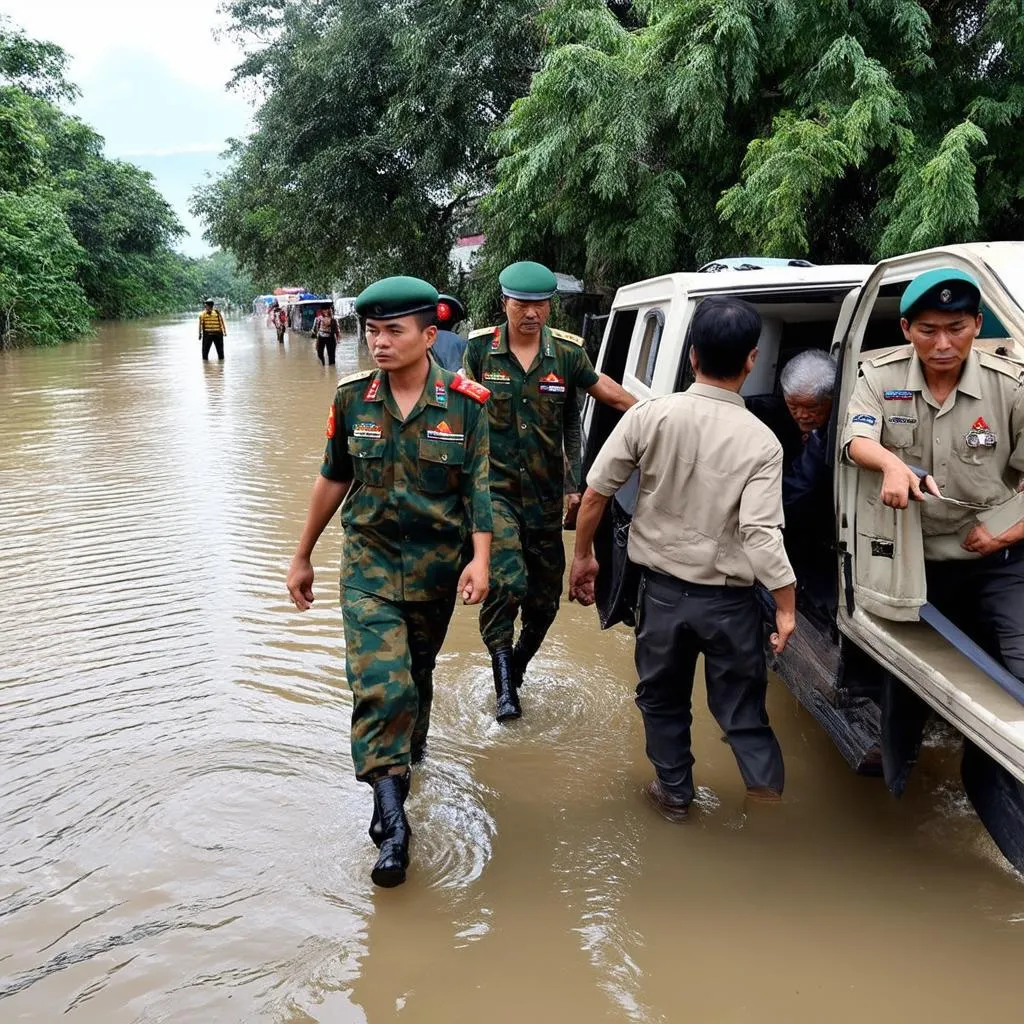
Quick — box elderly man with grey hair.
[778,348,837,505]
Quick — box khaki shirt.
[320,366,492,602]
[842,347,1024,560]
[587,384,795,591]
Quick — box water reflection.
[1,317,1023,1021]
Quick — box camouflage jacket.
[320,365,492,602]
[463,324,599,529]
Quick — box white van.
[582,243,1024,870]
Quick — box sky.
[3,0,256,256]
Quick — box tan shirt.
[587,383,795,590]
[842,346,1024,560]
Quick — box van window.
[634,310,665,387]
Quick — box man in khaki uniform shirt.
[569,297,797,817]
[843,267,1024,680]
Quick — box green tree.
[194,0,543,291]
[479,0,1024,296]
[192,249,261,308]
[0,19,200,344]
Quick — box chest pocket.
[418,438,465,494]
[347,436,387,487]
[487,392,512,431]
[953,430,1000,467]
[537,390,565,429]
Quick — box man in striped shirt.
[198,299,227,361]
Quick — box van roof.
[611,265,875,308]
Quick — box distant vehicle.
[288,297,332,333]
[583,243,1024,872]
[698,256,816,273]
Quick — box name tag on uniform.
[887,415,917,425]
[538,372,566,394]
[483,371,511,383]
[883,390,914,400]
[426,421,464,443]
[353,422,383,439]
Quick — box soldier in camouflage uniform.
[462,261,635,722]
[286,276,492,889]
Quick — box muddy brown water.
[2,317,1024,1023]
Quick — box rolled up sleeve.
[586,404,643,496]
[739,450,796,590]
[840,370,884,457]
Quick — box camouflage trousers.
[342,587,456,782]
[479,496,565,653]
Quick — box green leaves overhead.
[196,0,543,291]
[482,0,1024,292]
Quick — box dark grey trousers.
[634,569,785,804]
[925,543,1024,682]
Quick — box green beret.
[355,276,439,319]
[900,267,981,321]
[499,260,557,301]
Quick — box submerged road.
[1,317,1023,1022]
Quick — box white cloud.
[3,0,248,87]
[114,142,226,158]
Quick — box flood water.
[2,316,1024,1023]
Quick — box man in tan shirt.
[842,267,1024,680]
[570,297,797,817]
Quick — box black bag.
[594,472,642,630]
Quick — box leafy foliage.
[0,21,198,346]
[480,0,1024,294]
[194,0,543,292]
[191,249,262,309]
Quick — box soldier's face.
[365,316,436,370]
[503,297,550,336]
[901,310,982,374]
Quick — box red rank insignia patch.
[972,416,990,431]
[491,326,501,351]
[365,377,381,400]
[451,374,491,403]
[326,405,336,439]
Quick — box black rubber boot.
[370,773,412,888]
[492,648,522,722]
[511,629,545,689]
[369,770,411,848]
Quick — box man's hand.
[287,555,315,610]
[568,553,599,606]
[880,463,939,509]
[770,609,796,655]
[563,492,581,530]
[457,557,489,605]
[962,521,1024,557]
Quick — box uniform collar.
[688,382,746,407]
[492,323,554,359]
[369,363,448,413]
[906,349,983,400]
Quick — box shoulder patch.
[549,328,585,347]
[978,350,1024,383]
[450,374,491,404]
[867,345,914,368]
[469,326,497,339]
[338,369,374,387]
